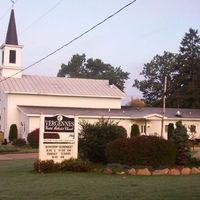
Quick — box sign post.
[39,114,78,163]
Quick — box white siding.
[4,93,121,138]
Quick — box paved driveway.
[0,153,38,160]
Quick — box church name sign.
[44,115,74,132]
[39,115,78,163]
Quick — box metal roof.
[0,75,126,98]
[18,106,200,119]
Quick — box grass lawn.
[0,159,200,200]
[0,144,38,154]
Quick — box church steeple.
[0,9,23,78]
[5,9,18,45]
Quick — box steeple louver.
[5,9,18,45]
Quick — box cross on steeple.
[10,0,15,8]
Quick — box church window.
[141,125,146,133]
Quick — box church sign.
[39,115,78,163]
[44,115,74,133]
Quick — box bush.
[106,136,177,167]
[60,159,91,172]
[34,159,91,173]
[79,119,127,163]
[27,129,39,148]
[0,131,4,143]
[1,139,8,145]
[12,138,26,147]
[171,121,191,165]
[34,160,59,173]
[9,124,18,142]
[130,124,140,137]
[168,123,174,140]
[188,157,200,167]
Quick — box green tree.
[171,28,200,108]
[78,119,127,163]
[9,124,18,142]
[133,51,177,106]
[130,124,140,137]
[133,28,200,108]
[171,121,190,165]
[128,98,145,108]
[167,123,174,140]
[57,54,130,91]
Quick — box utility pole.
[161,76,167,138]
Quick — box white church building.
[0,9,200,141]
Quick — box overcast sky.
[0,0,199,103]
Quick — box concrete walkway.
[0,153,38,161]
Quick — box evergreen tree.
[171,28,200,108]
[130,124,140,137]
[167,123,174,140]
[133,28,200,108]
[172,121,190,165]
[9,124,18,142]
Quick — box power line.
[0,0,19,21]
[0,0,137,83]
[20,0,66,34]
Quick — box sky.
[0,0,199,103]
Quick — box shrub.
[171,121,191,165]
[130,124,140,137]
[79,119,127,163]
[27,129,39,148]
[34,160,59,173]
[106,136,177,167]
[1,139,8,145]
[60,159,91,172]
[168,123,174,140]
[0,131,4,143]
[34,159,91,173]
[9,124,18,142]
[188,157,200,167]
[12,138,26,147]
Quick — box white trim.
[144,113,163,119]
[0,44,23,49]
[0,66,23,70]
[18,112,200,121]
[165,118,200,121]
